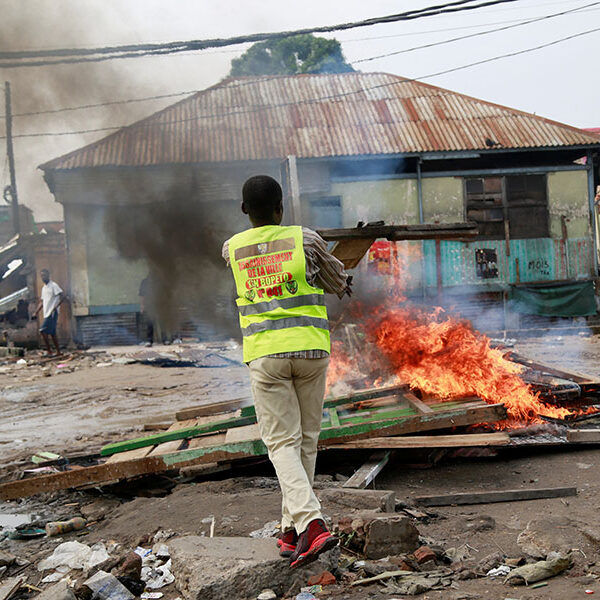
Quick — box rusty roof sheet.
[41,72,600,170]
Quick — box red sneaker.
[276,529,297,558]
[289,519,338,569]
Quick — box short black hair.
[242,175,282,221]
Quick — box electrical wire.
[0,0,523,68]
[353,0,600,63]
[3,24,599,141]
[1,1,592,120]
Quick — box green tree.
[229,34,354,77]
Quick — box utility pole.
[4,82,20,235]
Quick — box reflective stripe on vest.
[227,225,330,362]
[237,293,326,316]
[241,316,330,336]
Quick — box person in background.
[139,274,157,347]
[223,175,351,569]
[33,269,64,356]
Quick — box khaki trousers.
[249,356,329,534]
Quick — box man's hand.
[345,275,353,297]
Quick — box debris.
[294,593,316,600]
[83,570,134,600]
[415,486,577,507]
[0,551,16,567]
[307,571,336,586]
[486,565,511,578]
[505,553,572,585]
[256,591,276,600]
[37,541,110,572]
[414,546,436,565]
[336,513,419,559]
[34,581,77,600]
[249,520,280,539]
[0,577,24,600]
[118,552,142,580]
[316,488,396,512]
[477,551,504,573]
[46,517,87,536]
[140,594,163,600]
[8,527,45,539]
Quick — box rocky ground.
[1,335,600,599]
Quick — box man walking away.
[223,175,351,569]
[33,269,64,356]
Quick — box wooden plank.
[317,222,478,242]
[567,429,600,443]
[403,392,434,414]
[101,414,257,456]
[0,577,24,600]
[318,403,507,446]
[168,418,198,431]
[329,407,341,428]
[507,352,596,384]
[148,440,184,456]
[0,440,268,500]
[105,446,154,463]
[415,486,577,507]
[2,401,506,501]
[175,397,252,421]
[343,451,390,489]
[188,433,227,449]
[331,238,375,269]
[225,424,261,444]
[332,432,510,449]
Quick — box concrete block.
[364,515,420,559]
[316,488,396,512]
[169,536,339,600]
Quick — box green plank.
[329,408,341,428]
[239,383,409,418]
[101,415,257,456]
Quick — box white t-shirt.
[41,281,63,318]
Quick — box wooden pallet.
[0,390,507,500]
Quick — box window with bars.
[465,174,549,240]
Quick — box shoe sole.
[290,535,339,569]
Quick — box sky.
[0,0,599,221]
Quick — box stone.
[456,514,495,533]
[505,554,572,586]
[414,546,436,565]
[306,571,336,587]
[477,551,504,573]
[169,536,339,600]
[517,517,576,559]
[257,591,276,600]
[364,515,420,559]
[316,488,396,513]
[0,551,16,567]
[117,552,142,580]
[36,582,77,600]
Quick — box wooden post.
[281,155,302,225]
[4,82,20,236]
[435,238,442,297]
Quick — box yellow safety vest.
[228,225,330,363]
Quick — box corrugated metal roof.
[41,72,600,170]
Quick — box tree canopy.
[229,34,355,77]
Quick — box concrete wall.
[330,179,419,227]
[547,170,590,239]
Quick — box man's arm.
[303,228,351,298]
[33,299,43,318]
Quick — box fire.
[327,240,577,425]
[370,305,572,423]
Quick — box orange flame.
[328,241,576,425]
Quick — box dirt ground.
[2,334,600,599]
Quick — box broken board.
[0,394,507,499]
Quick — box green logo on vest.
[245,289,256,301]
[285,280,298,295]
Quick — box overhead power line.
[0,0,522,68]
[354,0,600,63]
[3,23,599,141]
[2,1,591,120]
